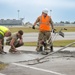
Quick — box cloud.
[0,0,75,22]
[0,0,75,9]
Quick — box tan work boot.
[0,50,7,54]
[36,46,43,52]
[44,47,50,50]
[9,48,18,53]
[36,47,39,51]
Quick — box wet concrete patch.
[14,50,75,65]
[1,46,75,64]
[0,50,75,64]
[0,46,75,75]
[0,51,44,63]
[55,50,75,57]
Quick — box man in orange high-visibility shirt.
[32,8,55,52]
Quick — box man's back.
[6,33,18,42]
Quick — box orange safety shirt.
[39,15,51,31]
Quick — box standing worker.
[32,8,55,52]
[0,26,11,54]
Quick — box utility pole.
[17,10,20,20]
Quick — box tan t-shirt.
[6,33,18,42]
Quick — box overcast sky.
[0,0,75,23]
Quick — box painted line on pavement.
[0,73,5,75]
[12,63,66,75]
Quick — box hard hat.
[42,8,48,14]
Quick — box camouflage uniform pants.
[0,34,4,52]
[36,31,53,50]
[6,40,24,48]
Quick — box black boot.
[50,45,53,52]
[39,46,43,52]
[41,51,48,55]
[0,50,7,54]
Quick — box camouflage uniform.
[0,34,4,52]
[36,31,53,51]
[34,16,54,52]
[6,33,23,52]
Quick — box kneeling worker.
[6,30,24,53]
[0,26,11,54]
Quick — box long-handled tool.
[37,42,75,61]
[26,28,74,65]
[27,42,75,65]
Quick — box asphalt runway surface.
[0,46,75,75]
[23,32,75,42]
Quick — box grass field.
[0,63,8,70]
[24,40,75,47]
[54,26,75,32]
[8,26,75,33]
[9,27,39,33]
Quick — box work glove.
[32,25,35,29]
[59,31,64,37]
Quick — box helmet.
[42,8,48,14]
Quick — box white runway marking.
[12,63,66,75]
[0,73,5,75]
